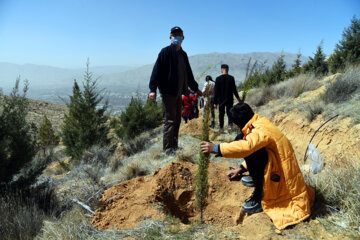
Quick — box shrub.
[38,114,59,156]
[0,181,62,240]
[61,60,109,162]
[254,87,273,106]
[0,77,37,183]
[322,68,360,103]
[305,102,324,122]
[115,97,162,140]
[120,162,149,180]
[286,74,319,98]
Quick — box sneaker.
[242,198,263,214]
[241,175,255,187]
[210,121,215,128]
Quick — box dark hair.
[221,64,229,70]
[229,103,254,129]
[205,75,213,82]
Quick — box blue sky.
[0,0,358,68]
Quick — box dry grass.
[35,206,103,240]
[284,74,320,98]
[119,162,150,180]
[0,182,62,240]
[322,67,360,104]
[305,157,360,234]
[305,101,324,122]
[177,149,196,163]
[247,74,321,108]
[321,67,360,124]
[121,126,162,156]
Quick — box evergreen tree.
[329,15,360,73]
[312,43,328,76]
[0,78,37,183]
[264,55,286,85]
[38,114,59,156]
[289,52,302,77]
[302,43,328,76]
[61,60,109,162]
[115,96,162,140]
[196,90,210,223]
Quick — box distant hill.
[0,52,308,111]
[96,51,308,89]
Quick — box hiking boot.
[242,187,263,214]
[241,175,255,187]
[242,197,263,214]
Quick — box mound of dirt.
[179,116,217,139]
[91,161,272,230]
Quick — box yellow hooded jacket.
[220,114,314,229]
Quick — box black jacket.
[149,44,199,96]
[214,74,240,105]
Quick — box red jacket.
[182,95,197,109]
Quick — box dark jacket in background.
[214,74,240,105]
[149,44,199,96]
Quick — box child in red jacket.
[182,92,197,123]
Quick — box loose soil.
[91,161,263,230]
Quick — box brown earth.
[91,111,359,239]
[91,161,265,230]
[91,73,359,238]
[27,98,68,133]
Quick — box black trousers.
[244,148,268,197]
[236,133,268,197]
[218,100,234,128]
[161,94,182,151]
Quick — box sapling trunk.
[195,88,211,223]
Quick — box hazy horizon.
[0,0,358,68]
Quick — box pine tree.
[196,89,211,223]
[272,54,287,84]
[61,60,109,162]
[329,15,360,73]
[312,43,328,76]
[38,114,59,156]
[289,52,302,77]
[115,96,162,140]
[0,77,37,183]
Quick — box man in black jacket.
[214,64,242,130]
[149,26,202,154]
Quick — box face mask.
[172,36,183,46]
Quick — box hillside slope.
[33,72,359,239]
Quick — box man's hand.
[149,92,157,101]
[200,141,215,154]
[226,168,242,180]
[213,104,217,109]
[196,90,203,96]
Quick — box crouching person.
[200,103,315,230]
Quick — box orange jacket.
[220,114,314,229]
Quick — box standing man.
[202,75,216,128]
[214,64,242,130]
[149,26,202,154]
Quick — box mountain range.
[0,52,308,112]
